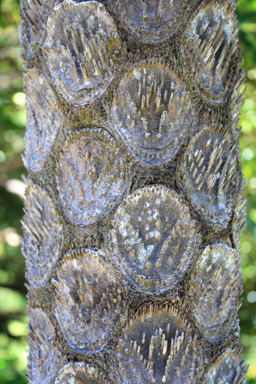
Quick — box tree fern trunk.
[20,0,248,383]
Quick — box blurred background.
[0,0,255,383]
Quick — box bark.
[20,0,248,383]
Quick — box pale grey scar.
[181,1,241,106]
[110,185,201,293]
[43,0,124,106]
[53,248,128,353]
[112,0,192,43]
[186,244,243,342]
[178,126,238,230]
[28,308,61,384]
[21,181,63,288]
[111,60,194,166]
[56,128,131,226]
[23,68,62,173]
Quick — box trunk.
[20,0,248,383]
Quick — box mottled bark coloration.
[20,0,248,383]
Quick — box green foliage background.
[0,0,255,382]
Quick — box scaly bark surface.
[20,0,248,382]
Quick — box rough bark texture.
[20,0,248,383]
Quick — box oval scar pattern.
[178,126,238,230]
[113,0,191,43]
[53,248,127,353]
[56,128,131,226]
[28,308,61,384]
[43,0,124,106]
[186,244,243,342]
[20,0,247,380]
[116,303,200,384]
[110,185,201,293]
[21,181,63,288]
[24,68,62,173]
[181,1,241,105]
[111,60,194,166]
